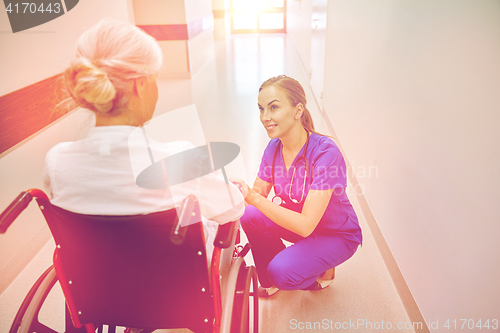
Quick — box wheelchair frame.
[0,189,259,333]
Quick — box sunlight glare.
[232,0,285,31]
[233,0,284,13]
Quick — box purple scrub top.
[257,132,362,247]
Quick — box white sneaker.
[316,268,335,289]
[257,286,279,297]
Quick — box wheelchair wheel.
[220,256,258,333]
[9,265,90,333]
[231,264,258,333]
[10,265,59,333]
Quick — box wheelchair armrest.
[213,220,238,249]
[0,191,33,234]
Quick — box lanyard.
[271,131,310,204]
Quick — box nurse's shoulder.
[262,137,281,160]
[309,132,342,158]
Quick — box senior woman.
[43,18,244,333]
[44,18,243,222]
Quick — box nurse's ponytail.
[259,75,329,137]
[300,107,316,135]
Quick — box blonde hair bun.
[63,18,163,115]
[68,58,116,113]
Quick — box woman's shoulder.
[265,138,280,149]
[262,138,280,157]
[308,133,347,172]
[46,141,74,158]
[44,142,75,178]
[310,132,340,153]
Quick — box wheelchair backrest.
[37,198,213,332]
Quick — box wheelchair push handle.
[0,191,33,234]
[0,189,48,234]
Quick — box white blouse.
[43,126,244,224]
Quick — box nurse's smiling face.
[258,85,302,139]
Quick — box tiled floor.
[0,34,415,333]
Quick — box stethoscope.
[271,131,310,205]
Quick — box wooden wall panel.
[0,74,68,155]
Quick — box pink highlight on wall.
[138,15,214,41]
[137,24,188,41]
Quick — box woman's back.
[45,126,177,215]
[44,125,244,222]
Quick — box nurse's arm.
[246,188,333,237]
[252,176,273,198]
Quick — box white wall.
[132,0,190,79]
[212,0,230,40]
[185,0,215,76]
[133,0,187,24]
[189,30,215,76]
[319,0,500,329]
[286,0,312,78]
[132,0,214,79]
[185,0,213,23]
[0,0,133,293]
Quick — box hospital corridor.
[1,1,499,333]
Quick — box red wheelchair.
[0,189,258,333]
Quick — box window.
[231,0,286,34]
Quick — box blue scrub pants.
[240,205,358,290]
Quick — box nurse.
[230,75,362,297]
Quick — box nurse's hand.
[229,177,250,198]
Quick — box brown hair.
[259,75,328,137]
